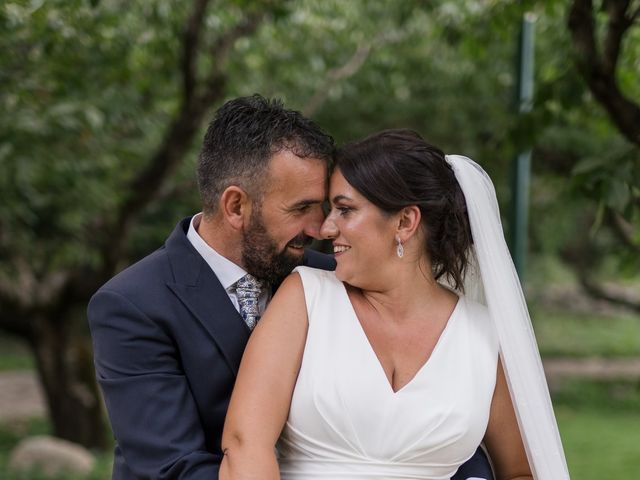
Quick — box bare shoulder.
[258,272,307,329]
[270,271,304,305]
[272,266,336,306]
[261,267,338,331]
[241,271,309,368]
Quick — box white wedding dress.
[277,266,499,480]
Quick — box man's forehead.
[267,150,327,172]
[264,153,327,188]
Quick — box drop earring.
[396,236,404,258]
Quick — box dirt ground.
[1,358,640,421]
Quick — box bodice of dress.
[277,267,499,480]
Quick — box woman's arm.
[219,272,309,480]
[483,358,533,480]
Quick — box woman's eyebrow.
[331,194,352,203]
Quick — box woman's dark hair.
[335,129,472,291]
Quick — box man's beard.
[241,209,311,286]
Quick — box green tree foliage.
[533,0,639,294]
[0,0,638,447]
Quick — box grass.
[531,307,640,357]
[558,407,640,478]
[553,377,640,411]
[552,377,640,478]
[0,336,34,371]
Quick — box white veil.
[445,155,570,480]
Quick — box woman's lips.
[333,245,351,255]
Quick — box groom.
[88,95,492,479]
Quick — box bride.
[219,129,569,480]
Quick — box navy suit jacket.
[89,217,492,479]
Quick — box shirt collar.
[186,213,247,290]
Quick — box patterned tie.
[235,274,263,330]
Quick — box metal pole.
[509,13,535,278]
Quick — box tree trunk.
[30,314,108,449]
[0,0,274,451]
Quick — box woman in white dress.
[219,130,568,480]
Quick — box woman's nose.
[319,216,338,239]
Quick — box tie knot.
[236,273,263,293]
[236,274,264,330]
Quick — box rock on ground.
[8,435,95,477]
[0,371,46,421]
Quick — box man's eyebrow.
[289,199,322,209]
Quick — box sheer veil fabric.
[444,155,570,480]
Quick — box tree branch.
[568,0,640,147]
[569,0,598,61]
[559,207,640,313]
[0,260,41,338]
[602,0,632,75]
[208,10,266,70]
[578,273,640,313]
[607,208,640,252]
[199,10,268,109]
[182,0,211,103]
[99,5,269,275]
[155,177,198,204]
[303,43,372,118]
[0,310,33,338]
[0,290,31,337]
[303,31,407,118]
[0,258,71,311]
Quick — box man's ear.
[219,186,251,230]
[396,205,422,243]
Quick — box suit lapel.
[161,218,336,375]
[165,218,250,375]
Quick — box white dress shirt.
[186,213,270,316]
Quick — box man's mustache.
[287,234,313,249]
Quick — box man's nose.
[303,205,326,239]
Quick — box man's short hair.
[197,94,335,213]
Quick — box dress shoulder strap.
[292,266,341,325]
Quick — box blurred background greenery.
[0,0,638,478]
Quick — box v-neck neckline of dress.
[338,281,463,395]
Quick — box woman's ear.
[219,186,251,231]
[396,205,422,243]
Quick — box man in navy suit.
[88,95,493,479]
